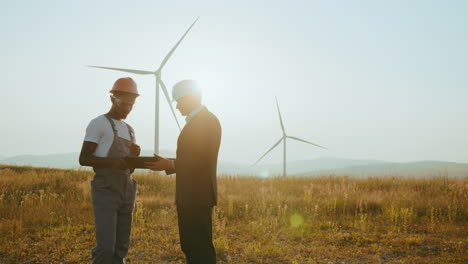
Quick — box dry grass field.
[0,165,466,263]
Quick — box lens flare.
[258,170,269,178]
[290,213,304,228]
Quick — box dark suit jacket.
[166,107,221,207]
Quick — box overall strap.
[124,123,135,143]
[103,114,118,139]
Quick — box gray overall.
[91,115,137,264]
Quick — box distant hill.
[1,152,467,177]
[0,150,175,170]
[305,160,468,178]
[0,152,81,169]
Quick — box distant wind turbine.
[253,97,326,177]
[88,17,199,154]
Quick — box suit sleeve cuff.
[165,160,176,175]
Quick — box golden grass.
[0,165,466,263]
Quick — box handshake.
[111,143,174,171]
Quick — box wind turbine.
[88,17,199,154]
[253,97,326,177]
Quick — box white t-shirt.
[84,115,136,157]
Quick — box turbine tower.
[88,17,199,154]
[253,97,326,177]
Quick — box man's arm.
[79,141,128,170]
[144,155,176,174]
[144,115,221,174]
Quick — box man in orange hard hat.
[79,77,141,264]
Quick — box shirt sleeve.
[84,118,103,144]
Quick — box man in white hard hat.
[146,79,222,264]
[79,77,141,264]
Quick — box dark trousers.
[91,178,136,264]
[177,204,216,264]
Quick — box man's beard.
[119,111,129,119]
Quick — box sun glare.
[290,213,304,228]
[258,170,270,178]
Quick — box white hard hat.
[172,79,202,102]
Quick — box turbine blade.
[275,97,285,134]
[287,136,327,149]
[160,79,181,130]
[158,17,199,71]
[252,137,283,166]
[88,65,154,75]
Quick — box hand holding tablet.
[125,156,159,169]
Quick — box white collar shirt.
[185,105,204,123]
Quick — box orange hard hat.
[110,77,139,96]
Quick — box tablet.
[125,156,159,169]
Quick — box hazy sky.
[1,0,467,164]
